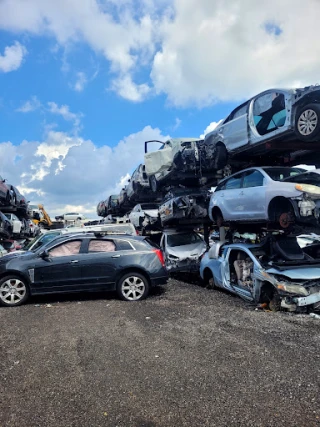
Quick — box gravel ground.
[0,278,319,427]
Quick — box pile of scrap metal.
[0,176,42,240]
[96,85,320,282]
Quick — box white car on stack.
[4,213,22,235]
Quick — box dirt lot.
[0,278,319,427]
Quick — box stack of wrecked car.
[144,138,227,193]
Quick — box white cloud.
[16,96,41,112]
[111,75,151,102]
[0,0,161,98]
[2,1,319,106]
[0,126,168,218]
[0,41,26,72]
[200,120,223,138]
[47,102,83,129]
[73,71,87,92]
[151,0,320,106]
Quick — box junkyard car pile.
[0,177,39,242]
[94,85,320,313]
[2,85,320,312]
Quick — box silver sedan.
[209,166,320,229]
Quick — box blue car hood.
[266,266,320,280]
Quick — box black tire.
[138,216,144,230]
[214,143,228,170]
[208,277,217,289]
[77,217,81,220]
[38,222,45,229]
[132,181,139,194]
[117,272,149,301]
[212,209,224,227]
[269,293,281,312]
[149,175,158,193]
[0,275,29,307]
[295,103,320,142]
[5,192,11,205]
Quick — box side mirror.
[40,249,49,259]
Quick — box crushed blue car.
[200,235,320,312]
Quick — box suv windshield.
[262,167,306,181]
[167,232,203,247]
[141,204,158,210]
[24,232,61,251]
[282,171,320,186]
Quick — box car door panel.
[219,173,244,220]
[238,170,267,220]
[80,252,119,288]
[248,92,291,145]
[222,115,249,151]
[239,186,266,220]
[33,255,82,292]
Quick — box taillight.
[153,249,165,267]
[136,229,139,235]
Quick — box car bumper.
[294,291,320,307]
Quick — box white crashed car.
[144,138,227,192]
[129,203,159,229]
[160,229,207,273]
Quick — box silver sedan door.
[220,172,245,220]
[238,169,267,220]
[220,103,249,152]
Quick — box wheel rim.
[298,109,318,136]
[0,279,26,305]
[121,276,145,301]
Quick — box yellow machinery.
[32,204,53,229]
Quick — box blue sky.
[0,0,318,217]
[0,31,234,145]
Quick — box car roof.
[46,233,146,244]
[216,166,307,184]
[220,242,261,252]
[163,229,199,235]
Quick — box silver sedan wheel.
[0,279,26,305]
[297,109,318,136]
[121,276,145,301]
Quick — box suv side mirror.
[40,249,49,259]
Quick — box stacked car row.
[0,175,41,240]
[98,86,320,234]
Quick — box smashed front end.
[271,275,320,312]
[160,189,209,226]
[172,139,227,176]
[141,214,161,231]
[166,253,205,273]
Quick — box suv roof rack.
[93,231,131,237]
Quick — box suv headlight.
[295,184,320,196]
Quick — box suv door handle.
[70,260,78,264]
[111,255,121,258]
